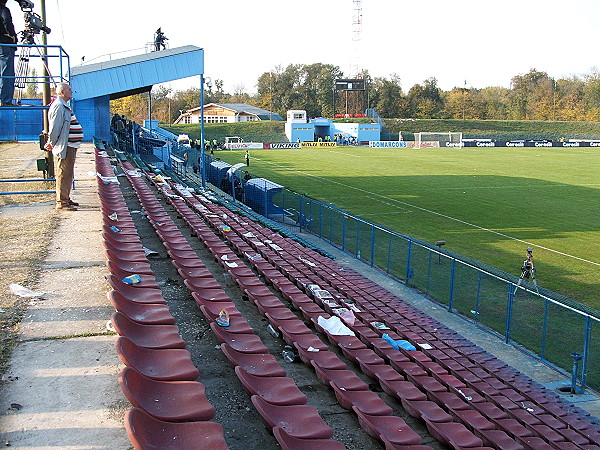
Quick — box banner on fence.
[461,140,600,148]
[369,141,408,148]
[302,142,338,148]
[225,142,264,150]
[265,142,301,149]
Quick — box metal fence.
[265,189,599,391]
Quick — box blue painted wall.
[74,95,111,142]
[0,99,45,141]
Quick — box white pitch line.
[258,158,600,267]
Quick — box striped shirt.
[68,112,83,148]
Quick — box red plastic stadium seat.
[295,345,346,369]
[424,419,484,449]
[125,407,227,450]
[209,323,268,354]
[330,383,393,415]
[115,337,200,381]
[111,312,185,349]
[107,259,154,275]
[220,343,286,377]
[106,276,166,304]
[272,426,346,450]
[251,395,334,439]
[352,406,422,446]
[108,291,175,325]
[119,367,215,422]
[235,367,308,406]
[311,363,369,391]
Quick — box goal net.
[414,132,463,149]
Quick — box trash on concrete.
[9,284,44,298]
[318,315,355,336]
[282,345,298,363]
[142,247,159,257]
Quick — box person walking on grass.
[44,82,84,210]
[245,149,250,166]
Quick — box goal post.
[414,132,463,149]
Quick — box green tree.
[480,86,510,120]
[508,69,554,120]
[407,77,444,118]
[256,63,343,118]
[369,75,403,118]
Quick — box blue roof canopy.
[71,45,204,101]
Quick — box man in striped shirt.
[45,82,84,210]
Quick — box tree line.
[110,64,600,124]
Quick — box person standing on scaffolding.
[153,28,167,51]
[0,0,17,107]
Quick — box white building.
[174,103,283,124]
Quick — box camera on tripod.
[15,0,51,44]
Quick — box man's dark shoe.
[69,199,79,206]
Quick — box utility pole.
[40,0,53,177]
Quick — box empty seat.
[295,345,346,369]
[235,367,308,406]
[220,343,286,377]
[272,426,346,450]
[352,406,422,447]
[125,407,228,450]
[377,378,427,402]
[119,367,215,422]
[311,363,369,391]
[424,419,484,449]
[210,323,269,354]
[108,291,175,325]
[330,383,393,415]
[111,312,186,349]
[115,337,199,381]
[251,395,334,439]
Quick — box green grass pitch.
[216,145,600,311]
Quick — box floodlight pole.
[199,74,206,188]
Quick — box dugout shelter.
[285,110,380,144]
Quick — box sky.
[7,0,600,95]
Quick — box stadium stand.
[95,140,600,449]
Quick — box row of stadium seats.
[99,143,600,449]
[163,176,600,449]
[95,148,228,449]
[117,159,347,449]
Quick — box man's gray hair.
[55,82,71,94]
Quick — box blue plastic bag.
[382,333,416,351]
